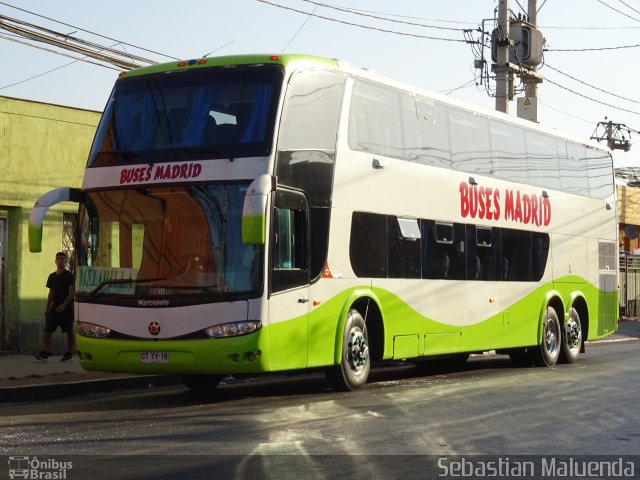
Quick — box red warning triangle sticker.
[322,261,333,278]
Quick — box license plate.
[140,352,169,364]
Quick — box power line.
[618,0,640,15]
[0,13,155,69]
[299,0,467,31]
[0,50,94,90]
[545,42,640,51]
[543,63,640,104]
[439,78,477,95]
[539,100,597,125]
[255,0,470,43]
[544,77,640,115]
[308,3,476,26]
[542,25,640,29]
[0,32,120,74]
[0,1,177,60]
[281,5,317,53]
[596,0,640,22]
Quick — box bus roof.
[118,53,339,78]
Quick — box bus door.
[268,188,310,370]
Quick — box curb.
[0,375,181,402]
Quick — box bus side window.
[271,190,309,293]
[387,216,421,279]
[273,208,304,269]
[501,228,549,282]
[422,221,465,280]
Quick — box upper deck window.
[88,66,284,167]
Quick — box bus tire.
[326,309,370,391]
[533,306,562,367]
[180,374,223,391]
[560,307,582,364]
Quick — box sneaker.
[36,351,49,361]
[60,352,73,362]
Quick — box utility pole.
[495,0,511,113]
[591,119,637,151]
[517,0,541,122]
[489,0,544,120]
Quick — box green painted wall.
[0,96,100,353]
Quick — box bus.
[29,54,618,391]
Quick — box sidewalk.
[1,319,638,402]
[0,352,179,402]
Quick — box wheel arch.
[332,290,385,364]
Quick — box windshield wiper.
[85,277,167,298]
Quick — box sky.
[1,0,640,168]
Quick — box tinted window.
[349,212,549,282]
[388,216,421,279]
[501,229,548,281]
[467,225,501,280]
[89,66,283,166]
[350,212,387,278]
[421,220,466,280]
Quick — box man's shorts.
[45,310,74,334]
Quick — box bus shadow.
[41,354,521,413]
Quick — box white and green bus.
[30,54,618,391]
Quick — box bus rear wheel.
[560,307,582,364]
[327,309,370,391]
[180,374,223,391]
[533,306,561,367]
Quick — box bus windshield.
[76,183,261,298]
[88,65,284,166]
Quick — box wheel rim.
[347,327,369,374]
[566,313,582,352]
[544,316,560,356]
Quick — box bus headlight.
[205,321,262,338]
[76,321,112,338]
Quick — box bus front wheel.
[181,374,223,391]
[327,309,370,391]
[533,306,562,367]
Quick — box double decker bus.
[30,54,618,391]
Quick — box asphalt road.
[1,338,639,479]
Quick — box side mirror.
[29,188,83,252]
[242,175,275,245]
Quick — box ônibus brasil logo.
[8,456,72,479]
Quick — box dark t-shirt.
[46,270,74,313]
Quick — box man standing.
[36,252,75,361]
